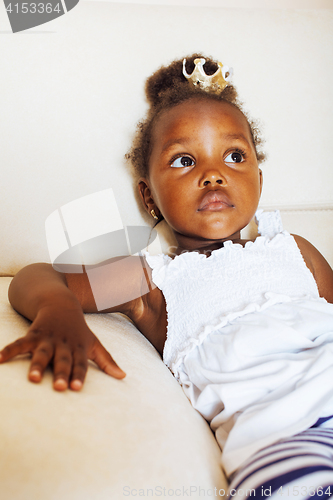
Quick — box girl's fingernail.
[117,368,126,378]
[54,378,67,391]
[71,379,82,391]
[29,370,41,381]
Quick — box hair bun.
[145,53,220,108]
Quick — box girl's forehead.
[152,98,252,142]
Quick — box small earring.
[150,209,159,220]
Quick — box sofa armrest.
[0,277,227,499]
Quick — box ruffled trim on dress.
[143,252,171,289]
[144,209,283,274]
[155,231,293,270]
[255,209,283,238]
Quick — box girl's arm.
[0,260,149,390]
[293,235,333,303]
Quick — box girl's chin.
[196,224,242,241]
[168,218,242,241]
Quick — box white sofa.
[0,2,332,499]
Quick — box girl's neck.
[171,230,245,256]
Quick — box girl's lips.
[199,201,230,211]
[198,190,233,211]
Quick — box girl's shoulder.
[256,209,333,302]
[255,209,333,301]
[292,234,333,303]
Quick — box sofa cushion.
[0,277,228,499]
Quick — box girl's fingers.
[69,348,88,391]
[90,339,126,379]
[0,337,34,363]
[0,330,124,389]
[28,341,54,383]
[52,344,73,391]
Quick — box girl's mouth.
[198,190,233,211]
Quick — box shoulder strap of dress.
[142,251,171,288]
[255,209,284,238]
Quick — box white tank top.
[144,210,319,376]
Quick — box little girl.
[1,54,333,497]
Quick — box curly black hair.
[126,53,266,179]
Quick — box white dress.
[144,211,333,477]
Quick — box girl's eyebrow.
[160,133,251,154]
[222,133,251,144]
[161,137,192,154]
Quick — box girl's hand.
[0,305,126,391]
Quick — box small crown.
[183,58,233,94]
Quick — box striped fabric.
[227,426,333,499]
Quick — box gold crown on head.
[182,58,233,94]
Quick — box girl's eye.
[224,151,245,164]
[171,156,195,168]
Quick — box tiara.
[182,58,233,94]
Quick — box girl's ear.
[138,179,161,218]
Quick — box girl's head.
[126,54,266,250]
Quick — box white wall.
[0,1,332,273]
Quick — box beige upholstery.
[0,277,228,499]
[0,2,332,499]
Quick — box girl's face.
[139,98,263,252]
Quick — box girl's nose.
[199,168,226,187]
